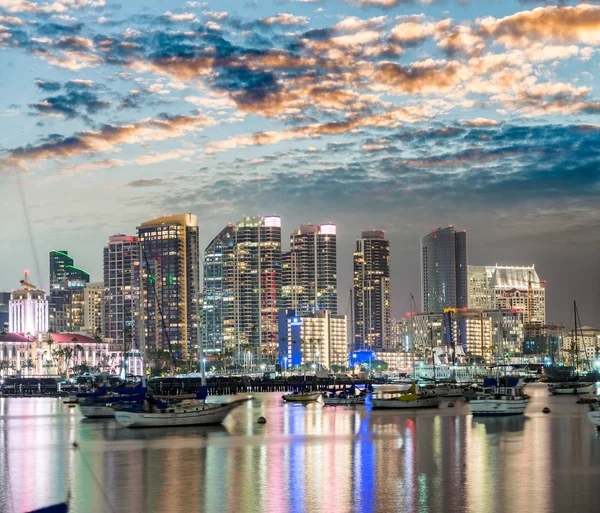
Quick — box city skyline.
[1,0,599,326]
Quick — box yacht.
[371,383,439,409]
[469,377,529,416]
[548,382,595,395]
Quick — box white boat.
[422,383,465,398]
[548,382,595,395]
[322,395,364,406]
[588,406,600,427]
[79,404,115,419]
[114,398,249,428]
[282,391,321,403]
[469,377,529,416]
[371,383,440,409]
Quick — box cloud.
[258,13,309,27]
[1,0,105,15]
[3,114,214,168]
[34,79,61,91]
[374,59,463,94]
[126,178,168,187]
[461,118,501,127]
[162,11,197,23]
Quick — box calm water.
[2,385,600,513]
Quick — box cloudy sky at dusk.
[1,0,599,325]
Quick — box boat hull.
[282,393,321,403]
[114,400,247,428]
[371,397,439,409]
[588,410,600,427]
[470,399,529,416]
[549,383,595,395]
[79,404,115,419]
[322,396,365,406]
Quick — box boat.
[425,382,465,398]
[322,384,372,406]
[78,383,146,419]
[469,311,529,416]
[371,382,440,409]
[282,390,321,402]
[469,377,530,416]
[114,396,250,428]
[588,405,600,427]
[548,382,595,395]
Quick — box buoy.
[543,407,551,414]
[257,416,267,424]
[448,402,454,408]
[72,442,79,448]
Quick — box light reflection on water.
[2,385,600,513]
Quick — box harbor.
[2,384,600,513]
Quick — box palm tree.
[23,358,35,376]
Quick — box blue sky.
[1,0,599,324]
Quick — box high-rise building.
[202,225,235,353]
[9,275,48,336]
[137,214,199,357]
[203,216,282,362]
[467,264,546,325]
[83,281,103,337]
[278,309,348,369]
[49,250,90,289]
[49,281,86,333]
[420,226,468,313]
[353,230,391,351]
[281,223,337,315]
[103,235,139,349]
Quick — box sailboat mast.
[138,243,147,388]
[573,301,578,375]
[193,238,206,387]
[409,294,416,380]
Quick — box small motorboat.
[322,384,372,406]
[469,377,529,416]
[548,382,595,395]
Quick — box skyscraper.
[353,230,391,351]
[203,216,281,362]
[103,235,139,348]
[83,281,103,337]
[282,223,337,315]
[202,225,235,353]
[49,250,90,289]
[420,226,468,313]
[137,214,199,357]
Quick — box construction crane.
[19,270,37,290]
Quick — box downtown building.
[278,309,348,370]
[203,216,281,363]
[353,230,391,351]
[138,214,199,358]
[83,281,103,337]
[103,235,139,350]
[467,264,546,325]
[281,223,337,315]
[420,226,468,313]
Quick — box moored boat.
[77,383,146,419]
[282,391,321,402]
[548,382,595,395]
[371,383,439,409]
[322,384,372,406]
[469,377,529,416]
[114,397,249,428]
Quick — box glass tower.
[420,226,468,313]
[137,214,199,358]
[353,230,391,351]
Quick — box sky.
[0,0,599,326]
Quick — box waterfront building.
[8,277,48,336]
[281,223,337,315]
[137,214,199,357]
[49,250,90,290]
[278,309,348,370]
[103,235,139,351]
[468,264,546,325]
[49,281,86,333]
[353,230,391,351]
[389,318,408,351]
[83,282,103,337]
[205,216,281,363]
[202,225,235,354]
[420,226,468,313]
[561,326,600,367]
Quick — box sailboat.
[78,383,146,419]
[371,294,439,410]
[548,301,594,395]
[114,244,249,428]
[469,311,529,416]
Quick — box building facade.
[281,223,337,315]
[278,309,348,369]
[562,326,600,367]
[353,230,391,351]
[420,226,468,313]
[103,235,139,351]
[83,282,103,337]
[137,214,199,357]
[49,250,90,290]
[468,264,546,325]
[9,286,48,336]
